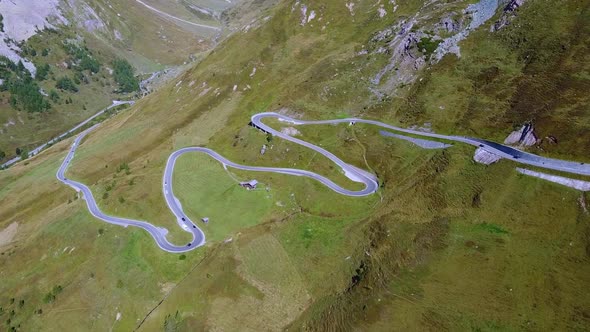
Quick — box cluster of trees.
[116,162,131,175]
[0,149,25,162]
[35,42,109,99]
[35,63,50,81]
[7,76,50,112]
[2,297,25,331]
[0,56,50,112]
[15,147,29,160]
[0,40,141,117]
[20,45,37,57]
[49,89,59,102]
[63,42,100,74]
[80,56,100,74]
[42,285,63,304]
[56,76,78,92]
[0,56,18,77]
[113,59,139,92]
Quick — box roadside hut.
[239,180,258,190]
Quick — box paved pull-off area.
[379,130,453,149]
[56,112,590,253]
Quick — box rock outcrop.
[491,0,527,31]
[505,0,526,11]
[473,147,502,165]
[433,0,500,61]
[504,123,537,147]
[437,14,464,34]
[0,0,68,75]
[367,0,502,96]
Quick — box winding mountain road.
[134,0,221,31]
[2,101,134,169]
[57,112,590,253]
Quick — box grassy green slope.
[1,0,590,331]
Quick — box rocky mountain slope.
[0,0,589,331]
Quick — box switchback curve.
[57,112,590,253]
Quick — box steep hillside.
[0,0,273,164]
[1,0,589,331]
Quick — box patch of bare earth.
[159,282,176,295]
[281,127,301,136]
[0,222,18,247]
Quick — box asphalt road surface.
[57,125,201,253]
[134,0,221,31]
[57,112,590,253]
[251,113,590,176]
